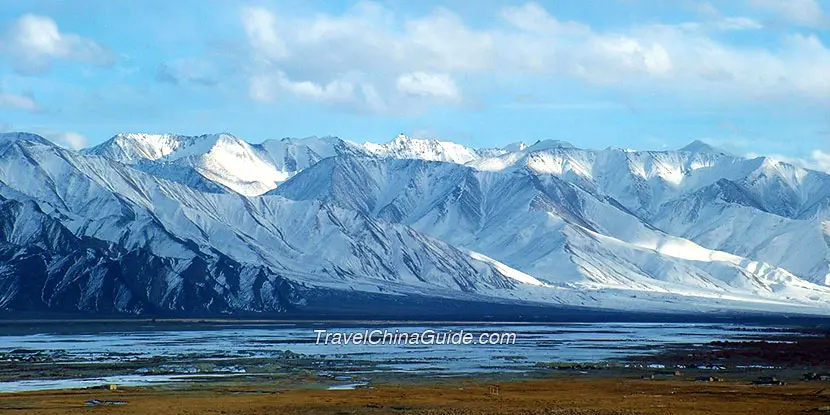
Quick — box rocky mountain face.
[3,131,830,316]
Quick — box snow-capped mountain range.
[2,130,830,317]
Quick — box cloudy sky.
[0,0,828,167]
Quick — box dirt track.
[3,377,830,415]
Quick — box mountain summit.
[362,134,489,164]
[679,139,726,154]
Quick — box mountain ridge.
[3,131,830,317]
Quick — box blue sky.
[0,0,828,166]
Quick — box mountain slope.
[4,131,830,316]
[273,154,830,312]
[0,133,566,314]
[461,142,830,287]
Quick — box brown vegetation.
[2,377,829,415]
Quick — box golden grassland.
[2,377,830,415]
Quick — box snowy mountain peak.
[503,141,528,152]
[394,133,411,142]
[0,132,53,147]
[680,139,724,154]
[363,133,482,164]
[88,132,253,163]
[114,132,181,160]
[526,139,575,152]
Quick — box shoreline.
[2,321,830,413]
[3,323,829,391]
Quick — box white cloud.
[236,2,830,115]
[713,16,764,30]
[248,72,356,105]
[500,2,590,34]
[687,2,764,31]
[747,149,830,172]
[784,34,830,98]
[808,150,830,171]
[0,91,39,112]
[750,0,828,28]
[248,74,279,103]
[396,72,460,101]
[403,9,495,72]
[279,76,355,104]
[579,35,674,81]
[241,7,288,63]
[39,130,88,150]
[361,83,386,113]
[239,5,480,114]
[0,14,114,74]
